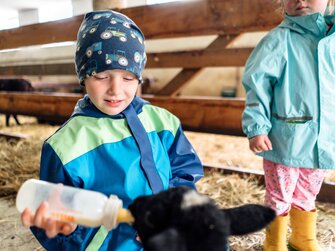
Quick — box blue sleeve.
[30,142,97,251]
[31,225,97,251]
[168,126,204,189]
[39,142,75,185]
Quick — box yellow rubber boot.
[288,207,321,251]
[263,215,289,251]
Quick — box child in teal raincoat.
[242,0,335,250]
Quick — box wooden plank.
[0,131,28,140]
[103,0,282,39]
[0,63,75,76]
[153,35,242,96]
[0,92,245,135]
[204,164,335,204]
[0,48,253,76]
[148,96,244,135]
[146,48,252,68]
[0,92,81,120]
[204,35,241,51]
[0,0,281,50]
[0,15,83,50]
[317,182,335,204]
[155,68,202,96]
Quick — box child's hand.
[249,134,272,153]
[21,201,77,238]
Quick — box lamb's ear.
[145,228,187,251]
[222,204,276,235]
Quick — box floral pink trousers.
[263,159,326,215]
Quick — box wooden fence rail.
[0,92,245,135]
[0,48,253,76]
[0,0,281,50]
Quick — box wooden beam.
[0,16,83,50]
[110,0,282,39]
[317,182,335,204]
[0,48,253,76]
[147,48,252,68]
[204,164,335,204]
[0,92,81,120]
[0,0,281,50]
[0,92,245,135]
[203,35,240,51]
[0,131,28,140]
[155,68,202,96]
[0,63,75,76]
[148,95,244,135]
[154,35,242,96]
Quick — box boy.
[21,10,203,250]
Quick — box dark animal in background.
[0,79,34,126]
[129,186,276,251]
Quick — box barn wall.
[0,31,266,97]
[0,0,271,97]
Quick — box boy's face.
[84,69,139,115]
[282,0,328,16]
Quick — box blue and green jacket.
[31,95,203,250]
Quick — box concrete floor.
[0,196,43,251]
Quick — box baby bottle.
[16,179,134,230]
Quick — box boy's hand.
[21,201,77,238]
[249,134,272,153]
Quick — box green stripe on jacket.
[47,104,180,165]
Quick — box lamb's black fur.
[129,186,275,251]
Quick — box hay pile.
[0,138,40,197]
[196,168,266,250]
[0,119,58,197]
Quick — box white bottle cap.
[102,195,123,230]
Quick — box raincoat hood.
[279,13,328,36]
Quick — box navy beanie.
[75,10,147,85]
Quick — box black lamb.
[128,186,275,251]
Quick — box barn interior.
[1,0,335,250]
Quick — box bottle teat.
[102,195,134,230]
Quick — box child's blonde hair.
[328,0,335,14]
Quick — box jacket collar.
[279,12,328,36]
[71,94,149,119]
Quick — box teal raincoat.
[242,13,335,169]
